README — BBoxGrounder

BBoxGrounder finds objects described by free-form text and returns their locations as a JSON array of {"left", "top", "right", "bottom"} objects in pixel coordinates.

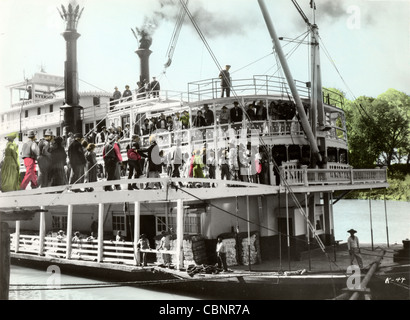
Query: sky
[{"left": 0, "top": 0, "right": 409, "bottom": 113}]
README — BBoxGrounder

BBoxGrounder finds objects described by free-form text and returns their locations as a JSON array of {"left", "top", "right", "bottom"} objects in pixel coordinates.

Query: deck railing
[
  {"left": 187, "top": 75, "right": 311, "bottom": 102},
  {"left": 10, "top": 234, "right": 176, "bottom": 266},
  {"left": 280, "top": 165, "right": 388, "bottom": 186}
]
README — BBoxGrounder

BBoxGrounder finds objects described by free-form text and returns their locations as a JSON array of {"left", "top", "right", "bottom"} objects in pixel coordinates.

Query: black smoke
[{"left": 134, "top": 0, "right": 256, "bottom": 41}]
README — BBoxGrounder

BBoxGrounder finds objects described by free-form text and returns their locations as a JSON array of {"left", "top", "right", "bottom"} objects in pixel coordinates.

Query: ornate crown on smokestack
[
  {"left": 57, "top": 2, "right": 84, "bottom": 31},
  {"left": 132, "top": 26, "right": 153, "bottom": 83}
]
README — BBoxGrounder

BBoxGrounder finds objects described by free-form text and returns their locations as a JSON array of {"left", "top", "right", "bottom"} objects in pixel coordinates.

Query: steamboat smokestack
[
  {"left": 132, "top": 28, "right": 153, "bottom": 83},
  {"left": 58, "top": 2, "right": 84, "bottom": 136}
]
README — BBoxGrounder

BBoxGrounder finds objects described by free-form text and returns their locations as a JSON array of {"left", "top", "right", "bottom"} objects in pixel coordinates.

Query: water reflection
[{"left": 9, "top": 265, "right": 197, "bottom": 300}]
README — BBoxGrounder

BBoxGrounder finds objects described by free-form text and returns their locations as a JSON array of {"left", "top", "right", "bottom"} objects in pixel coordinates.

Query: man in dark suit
[
  {"left": 230, "top": 101, "right": 243, "bottom": 130},
  {"left": 68, "top": 133, "right": 87, "bottom": 191}
]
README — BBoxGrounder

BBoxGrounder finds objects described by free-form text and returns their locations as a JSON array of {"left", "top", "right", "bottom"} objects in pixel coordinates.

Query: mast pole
[{"left": 257, "top": 0, "right": 322, "bottom": 163}]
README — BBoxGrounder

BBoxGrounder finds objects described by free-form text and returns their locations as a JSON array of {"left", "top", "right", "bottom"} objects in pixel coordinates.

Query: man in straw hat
[
  {"left": 1, "top": 132, "right": 20, "bottom": 192},
  {"left": 20, "top": 130, "right": 40, "bottom": 190},
  {"left": 112, "top": 86, "right": 121, "bottom": 106},
  {"left": 347, "top": 229, "right": 364, "bottom": 269}
]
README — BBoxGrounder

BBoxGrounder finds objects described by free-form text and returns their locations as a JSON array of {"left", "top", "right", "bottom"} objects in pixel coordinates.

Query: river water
[
  {"left": 8, "top": 200, "right": 409, "bottom": 300},
  {"left": 333, "top": 199, "right": 410, "bottom": 245},
  {"left": 9, "top": 265, "right": 197, "bottom": 300}
]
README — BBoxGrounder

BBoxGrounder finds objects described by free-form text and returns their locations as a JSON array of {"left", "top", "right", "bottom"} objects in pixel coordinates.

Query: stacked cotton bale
[
  {"left": 154, "top": 235, "right": 177, "bottom": 265},
  {"left": 154, "top": 234, "right": 208, "bottom": 267},
  {"left": 223, "top": 238, "right": 238, "bottom": 266},
  {"left": 190, "top": 235, "right": 208, "bottom": 265},
  {"left": 238, "top": 231, "right": 261, "bottom": 265}
]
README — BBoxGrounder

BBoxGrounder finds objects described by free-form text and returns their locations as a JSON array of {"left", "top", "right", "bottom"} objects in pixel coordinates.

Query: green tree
[
  {"left": 344, "top": 90, "right": 410, "bottom": 168},
  {"left": 377, "top": 89, "right": 410, "bottom": 166}
]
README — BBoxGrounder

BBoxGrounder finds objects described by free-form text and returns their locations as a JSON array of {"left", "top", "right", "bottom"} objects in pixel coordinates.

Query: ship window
[
  {"left": 112, "top": 215, "right": 126, "bottom": 233},
  {"left": 315, "top": 215, "right": 324, "bottom": 231},
  {"left": 85, "top": 122, "right": 94, "bottom": 135},
  {"left": 56, "top": 127, "right": 61, "bottom": 137},
  {"left": 25, "top": 110, "right": 29, "bottom": 118},
  {"left": 37, "top": 107, "right": 41, "bottom": 115},
  {"left": 121, "top": 115, "right": 130, "bottom": 129},
  {"left": 93, "top": 96, "right": 100, "bottom": 106},
  {"left": 49, "top": 104, "right": 54, "bottom": 113},
  {"left": 156, "top": 214, "right": 201, "bottom": 234},
  {"left": 52, "top": 215, "right": 67, "bottom": 231}
]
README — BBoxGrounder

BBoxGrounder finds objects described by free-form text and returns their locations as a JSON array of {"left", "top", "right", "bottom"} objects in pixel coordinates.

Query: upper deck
[{"left": 104, "top": 75, "right": 348, "bottom": 165}]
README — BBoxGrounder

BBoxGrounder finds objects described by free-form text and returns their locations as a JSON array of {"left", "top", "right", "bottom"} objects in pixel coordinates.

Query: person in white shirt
[
  {"left": 347, "top": 229, "right": 364, "bottom": 269},
  {"left": 216, "top": 237, "right": 228, "bottom": 272}
]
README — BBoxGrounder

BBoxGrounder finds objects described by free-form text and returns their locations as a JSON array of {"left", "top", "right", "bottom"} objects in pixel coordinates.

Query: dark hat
[
  {"left": 44, "top": 129, "right": 54, "bottom": 137},
  {"left": 221, "top": 105, "right": 227, "bottom": 109},
  {"left": 226, "top": 65, "right": 231, "bottom": 68},
  {"left": 233, "top": 101, "right": 239, "bottom": 105},
  {"left": 27, "top": 130, "right": 35, "bottom": 138},
  {"left": 54, "top": 136, "right": 63, "bottom": 144},
  {"left": 347, "top": 229, "right": 357, "bottom": 234},
  {"left": 74, "top": 133, "right": 83, "bottom": 139}
]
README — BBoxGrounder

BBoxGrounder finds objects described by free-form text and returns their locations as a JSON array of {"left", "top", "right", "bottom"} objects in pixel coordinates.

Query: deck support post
[
  {"left": 384, "top": 190, "right": 389, "bottom": 248},
  {"left": 246, "top": 195, "right": 251, "bottom": 271},
  {"left": 97, "top": 203, "right": 104, "bottom": 263},
  {"left": 0, "top": 221, "right": 10, "bottom": 300},
  {"left": 176, "top": 199, "right": 184, "bottom": 270},
  {"left": 39, "top": 206, "right": 46, "bottom": 256},
  {"left": 305, "top": 193, "right": 311, "bottom": 271},
  {"left": 134, "top": 201, "right": 141, "bottom": 265},
  {"left": 14, "top": 221, "right": 20, "bottom": 253},
  {"left": 323, "top": 193, "right": 333, "bottom": 245},
  {"left": 285, "top": 190, "right": 291, "bottom": 270},
  {"left": 368, "top": 197, "right": 374, "bottom": 251},
  {"left": 66, "top": 205, "right": 73, "bottom": 259}
]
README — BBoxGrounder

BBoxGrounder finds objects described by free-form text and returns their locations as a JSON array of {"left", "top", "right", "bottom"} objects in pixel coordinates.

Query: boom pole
[{"left": 257, "top": 0, "right": 322, "bottom": 163}]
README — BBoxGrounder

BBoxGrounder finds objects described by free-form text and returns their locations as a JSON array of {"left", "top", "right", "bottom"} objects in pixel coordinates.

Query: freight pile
[
  {"left": 239, "top": 232, "right": 261, "bottom": 265},
  {"left": 155, "top": 234, "right": 208, "bottom": 268},
  {"left": 217, "top": 231, "right": 261, "bottom": 266}
]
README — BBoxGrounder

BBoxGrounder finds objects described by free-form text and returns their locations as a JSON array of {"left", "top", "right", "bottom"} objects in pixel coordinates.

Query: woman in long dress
[{"left": 1, "top": 132, "right": 20, "bottom": 192}]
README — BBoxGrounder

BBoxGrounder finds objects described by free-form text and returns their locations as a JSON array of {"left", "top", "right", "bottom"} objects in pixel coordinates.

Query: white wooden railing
[
  {"left": 280, "top": 165, "right": 387, "bottom": 187},
  {"left": 10, "top": 234, "right": 176, "bottom": 266}
]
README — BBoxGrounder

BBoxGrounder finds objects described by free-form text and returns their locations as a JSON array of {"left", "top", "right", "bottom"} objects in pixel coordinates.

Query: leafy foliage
[{"left": 327, "top": 88, "right": 410, "bottom": 200}]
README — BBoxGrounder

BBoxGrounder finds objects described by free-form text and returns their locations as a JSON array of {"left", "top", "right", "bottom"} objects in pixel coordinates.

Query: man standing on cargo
[{"left": 347, "top": 229, "right": 364, "bottom": 269}]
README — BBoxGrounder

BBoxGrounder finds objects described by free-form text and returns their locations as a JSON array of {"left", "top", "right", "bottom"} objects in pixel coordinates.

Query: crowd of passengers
[
  {"left": 3, "top": 100, "right": 300, "bottom": 192},
  {"left": 93, "top": 100, "right": 270, "bottom": 145},
  {"left": 9, "top": 125, "right": 271, "bottom": 193}
]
